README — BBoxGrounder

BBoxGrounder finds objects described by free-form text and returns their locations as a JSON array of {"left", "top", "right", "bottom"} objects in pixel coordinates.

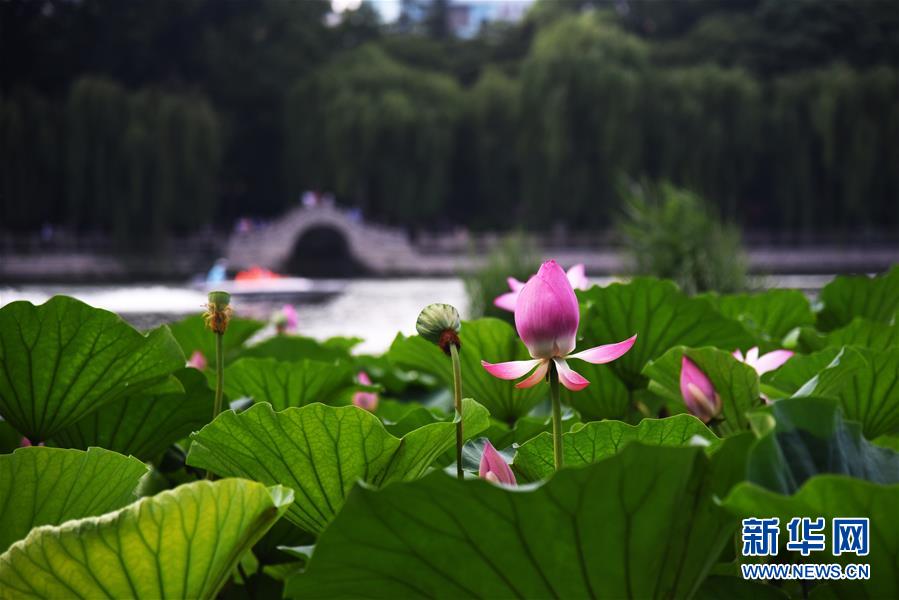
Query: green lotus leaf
[
  {"left": 823, "top": 318, "right": 899, "bottom": 351},
  {"left": 0, "top": 446, "right": 148, "bottom": 553},
  {"left": 578, "top": 278, "right": 754, "bottom": 388},
  {"left": 762, "top": 347, "right": 842, "bottom": 398},
  {"left": 50, "top": 368, "right": 214, "bottom": 461},
  {"left": 0, "top": 478, "right": 292, "bottom": 599},
  {"left": 240, "top": 335, "right": 358, "bottom": 363},
  {"left": 563, "top": 362, "right": 631, "bottom": 421},
  {"left": 701, "top": 289, "right": 815, "bottom": 343},
  {"left": 168, "top": 314, "right": 264, "bottom": 365},
  {"left": 186, "top": 399, "right": 490, "bottom": 533},
  {"left": 224, "top": 357, "right": 356, "bottom": 409},
  {"left": 0, "top": 296, "right": 184, "bottom": 441},
  {"left": 816, "top": 265, "right": 899, "bottom": 331},
  {"left": 287, "top": 441, "right": 748, "bottom": 599},
  {"left": 746, "top": 396, "right": 899, "bottom": 494},
  {"left": 514, "top": 414, "right": 719, "bottom": 482},
  {"left": 794, "top": 346, "right": 899, "bottom": 439}
]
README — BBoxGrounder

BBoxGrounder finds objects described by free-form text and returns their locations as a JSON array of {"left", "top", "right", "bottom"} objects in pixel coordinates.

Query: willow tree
[
  {"left": 286, "top": 45, "right": 462, "bottom": 226},
  {"left": 66, "top": 78, "right": 221, "bottom": 243},
  {"left": 459, "top": 67, "right": 521, "bottom": 228},
  {"left": 643, "top": 65, "right": 762, "bottom": 222},
  {"left": 0, "top": 88, "right": 63, "bottom": 231},
  {"left": 518, "top": 12, "right": 648, "bottom": 229}
]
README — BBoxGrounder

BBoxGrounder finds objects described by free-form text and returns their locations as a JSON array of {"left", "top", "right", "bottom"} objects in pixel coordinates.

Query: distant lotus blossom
[
  {"left": 494, "top": 263, "right": 589, "bottom": 312},
  {"left": 482, "top": 260, "right": 636, "bottom": 391},
  {"left": 733, "top": 346, "right": 793, "bottom": 375},
  {"left": 187, "top": 350, "right": 208, "bottom": 370},
  {"left": 20, "top": 437, "right": 43, "bottom": 447},
  {"left": 275, "top": 304, "right": 299, "bottom": 335},
  {"left": 352, "top": 371, "right": 378, "bottom": 411},
  {"left": 479, "top": 440, "right": 516, "bottom": 486},
  {"left": 680, "top": 356, "right": 721, "bottom": 423}
]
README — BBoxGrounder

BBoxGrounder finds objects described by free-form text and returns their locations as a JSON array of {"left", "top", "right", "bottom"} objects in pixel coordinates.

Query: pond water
[
  {"left": 0, "top": 279, "right": 469, "bottom": 355},
  {"left": 0, "top": 274, "right": 832, "bottom": 355}
]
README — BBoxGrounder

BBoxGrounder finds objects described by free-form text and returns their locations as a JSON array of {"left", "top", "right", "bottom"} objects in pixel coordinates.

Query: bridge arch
[{"left": 225, "top": 205, "right": 418, "bottom": 275}]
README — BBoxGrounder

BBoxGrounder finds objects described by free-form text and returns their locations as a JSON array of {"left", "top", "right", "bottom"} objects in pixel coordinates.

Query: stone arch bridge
[{"left": 226, "top": 205, "right": 467, "bottom": 275}]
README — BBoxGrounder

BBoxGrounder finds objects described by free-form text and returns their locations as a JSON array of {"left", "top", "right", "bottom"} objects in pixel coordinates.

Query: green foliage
[
  {"left": 617, "top": 181, "right": 749, "bottom": 294},
  {"left": 0, "top": 296, "right": 184, "bottom": 441},
  {"left": 0, "top": 478, "right": 293, "bottom": 600},
  {"left": 816, "top": 266, "right": 899, "bottom": 332},
  {"left": 0, "top": 88, "right": 63, "bottom": 231},
  {"left": 2, "top": 272, "right": 899, "bottom": 597},
  {"left": 519, "top": 13, "right": 647, "bottom": 227},
  {"left": 746, "top": 397, "right": 899, "bottom": 495},
  {"left": 186, "top": 400, "right": 489, "bottom": 533},
  {"left": 388, "top": 318, "right": 545, "bottom": 423},
  {"left": 513, "top": 414, "right": 718, "bottom": 482},
  {"left": 168, "top": 314, "right": 265, "bottom": 366},
  {"left": 0, "top": 447, "right": 148, "bottom": 552},
  {"left": 463, "top": 232, "right": 539, "bottom": 320},
  {"left": 578, "top": 278, "right": 754, "bottom": 389},
  {"left": 224, "top": 358, "right": 356, "bottom": 409},
  {"left": 288, "top": 443, "right": 747, "bottom": 598},
  {"left": 793, "top": 346, "right": 899, "bottom": 439},
  {"left": 65, "top": 78, "right": 221, "bottom": 241},
  {"left": 286, "top": 44, "right": 461, "bottom": 225},
  {"left": 49, "top": 368, "right": 214, "bottom": 461},
  {"left": 702, "top": 289, "right": 815, "bottom": 344},
  {"left": 3, "top": 1, "right": 899, "bottom": 234}
]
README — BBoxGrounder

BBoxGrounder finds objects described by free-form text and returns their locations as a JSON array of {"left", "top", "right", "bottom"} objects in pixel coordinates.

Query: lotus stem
[
  {"left": 206, "top": 332, "right": 225, "bottom": 481},
  {"left": 213, "top": 331, "right": 224, "bottom": 419},
  {"left": 449, "top": 342, "right": 464, "bottom": 480},
  {"left": 549, "top": 362, "right": 563, "bottom": 471}
]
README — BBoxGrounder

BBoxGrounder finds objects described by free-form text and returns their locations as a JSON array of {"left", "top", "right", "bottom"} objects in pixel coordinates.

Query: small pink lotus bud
[
  {"left": 478, "top": 440, "right": 516, "bottom": 486},
  {"left": 680, "top": 356, "right": 721, "bottom": 423},
  {"left": 352, "top": 371, "right": 378, "bottom": 412},
  {"left": 187, "top": 350, "right": 208, "bottom": 370}
]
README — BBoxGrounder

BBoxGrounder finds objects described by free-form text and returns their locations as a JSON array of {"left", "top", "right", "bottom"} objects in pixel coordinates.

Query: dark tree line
[{"left": 2, "top": 0, "right": 898, "bottom": 241}]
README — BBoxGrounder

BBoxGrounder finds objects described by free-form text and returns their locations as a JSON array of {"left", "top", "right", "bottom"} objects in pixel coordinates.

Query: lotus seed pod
[
  {"left": 416, "top": 303, "right": 461, "bottom": 355},
  {"left": 204, "top": 290, "right": 233, "bottom": 334},
  {"left": 208, "top": 291, "right": 231, "bottom": 310}
]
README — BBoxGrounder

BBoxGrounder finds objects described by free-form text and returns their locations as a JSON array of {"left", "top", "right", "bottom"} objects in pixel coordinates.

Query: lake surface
[
  {"left": 0, "top": 279, "right": 469, "bottom": 355},
  {"left": 0, "top": 274, "right": 832, "bottom": 355}
]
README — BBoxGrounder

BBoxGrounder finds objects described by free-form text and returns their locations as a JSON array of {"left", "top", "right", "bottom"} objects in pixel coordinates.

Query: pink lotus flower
[
  {"left": 494, "top": 263, "right": 589, "bottom": 312},
  {"left": 680, "top": 356, "right": 721, "bottom": 423},
  {"left": 187, "top": 350, "right": 208, "bottom": 370},
  {"left": 479, "top": 440, "right": 516, "bottom": 486},
  {"left": 733, "top": 347, "right": 793, "bottom": 375},
  {"left": 352, "top": 371, "right": 378, "bottom": 411},
  {"left": 481, "top": 260, "right": 636, "bottom": 391}
]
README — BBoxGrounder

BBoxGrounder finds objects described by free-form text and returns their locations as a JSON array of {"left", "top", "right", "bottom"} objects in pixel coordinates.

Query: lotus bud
[
  {"left": 204, "top": 291, "right": 232, "bottom": 334},
  {"left": 416, "top": 303, "right": 462, "bottom": 355},
  {"left": 187, "top": 350, "right": 208, "bottom": 370},
  {"left": 478, "top": 440, "right": 516, "bottom": 486},
  {"left": 352, "top": 371, "right": 379, "bottom": 412},
  {"left": 680, "top": 356, "right": 721, "bottom": 423}
]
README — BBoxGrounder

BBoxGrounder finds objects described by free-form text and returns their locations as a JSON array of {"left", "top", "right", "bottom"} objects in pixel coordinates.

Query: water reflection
[{"left": 0, "top": 279, "right": 468, "bottom": 355}]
